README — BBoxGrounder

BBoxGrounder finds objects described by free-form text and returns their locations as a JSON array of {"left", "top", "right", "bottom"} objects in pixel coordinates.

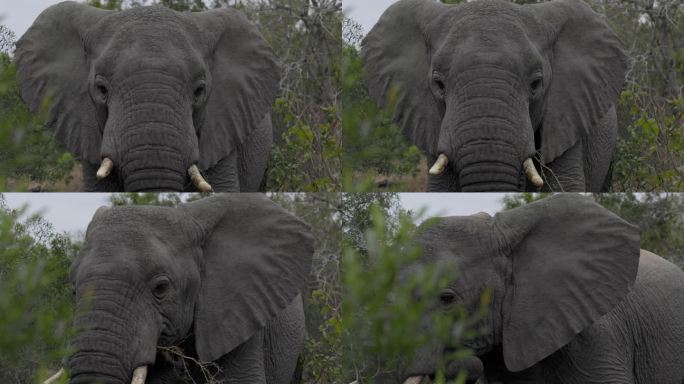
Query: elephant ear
[
  {"left": 529, "top": 0, "right": 627, "bottom": 163},
  {"left": 494, "top": 194, "right": 639, "bottom": 372},
  {"left": 183, "top": 194, "right": 313, "bottom": 362},
  {"left": 15, "top": 2, "right": 112, "bottom": 164},
  {"left": 189, "top": 9, "right": 281, "bottom": 171},
  {"left": 361, "top": 0, "right": 446, "bottom": 154}
]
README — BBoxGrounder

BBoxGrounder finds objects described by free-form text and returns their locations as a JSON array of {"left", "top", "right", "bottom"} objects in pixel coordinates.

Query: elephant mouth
[
  {"left": 96, "top": 157, "right": 213, "bottom": 192},
  {"left": 429, "top": 153, "right": 544, "bottom": 190}
]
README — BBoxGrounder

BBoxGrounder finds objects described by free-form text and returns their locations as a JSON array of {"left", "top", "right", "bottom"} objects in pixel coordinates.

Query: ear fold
[
  {"left": 361, "top": 0, "right": 446, "bottom": 155},
  {"left": 529, "top": 0, "right": 627, "bottom": 163},
  {"left": 183, "top": 194, "right": 313, "bottom": 362},
  {"left": 15, "top": 2, "right": 112, "bottom": 164},
  {"left": 495, "top": 194, "right": 639, "bottom": 372},
  {"left": 189, "top": 9, "right": 281, "bottom": 171}
]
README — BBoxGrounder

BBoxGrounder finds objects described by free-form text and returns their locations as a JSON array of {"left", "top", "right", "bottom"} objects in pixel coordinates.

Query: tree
[
  {"left": 0, "top": 195, "right": 79, "bottom": 384},
  {"left": 0, "top": 27, "right": 76, "bottom": 191},
  {"left": 590, "top": 0, "right": 684, "bottom": 191}
]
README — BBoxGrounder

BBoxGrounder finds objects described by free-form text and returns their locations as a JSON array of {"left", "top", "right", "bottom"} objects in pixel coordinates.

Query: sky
[
  {"left": 3, "top": 193, "right": 110, "bottom": 236},
  {"left": 343, "top": 0, "right": 396, "bottom": 38},
  {"left": 1, "top": 193, "right": 507, "bottom": 235},
  {"left": 0, "top": 0, "right": 394, "bottom": 41},
  {"left": 0, "top": 1, "right": 62, "bottom": 38}
]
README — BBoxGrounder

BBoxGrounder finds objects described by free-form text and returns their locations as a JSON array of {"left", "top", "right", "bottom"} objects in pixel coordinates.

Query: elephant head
[
  {"left": 397, "top": 194, "right": 639, "bottom": 383},
  {"left": 362, "top": 0, "right": 627, "bottom": 191},
  {"left": 64, "top": 194, "right": 313, "bottom": 384},
  {"left": 16, "top": 2, "right": 279, "bottom": 192}
]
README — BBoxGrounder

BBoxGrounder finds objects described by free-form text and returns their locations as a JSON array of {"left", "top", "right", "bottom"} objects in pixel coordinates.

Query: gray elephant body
[
  {"left": 67, "top": 195, "right": 314, "bottom": 384},
  {"left": 147, "top": 295, "right": 304, "bottom": 384},
  {"left": 16, "top": 2, "right": 280, "bottom": 192},
  {"left": 398, "top": 195, "right": 684, "bottom": 383},
  {"left": 363, "top": 0, "right": 627, "bottom": 192},
  {"left": 479, "top": 250, "right": 684, "bottom": 384}
]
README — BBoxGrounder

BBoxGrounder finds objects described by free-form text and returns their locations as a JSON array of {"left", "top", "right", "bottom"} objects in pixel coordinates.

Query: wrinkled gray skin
[
  {"left": 16, "top": 2, "right": 280, "bottom": 192},
  {"left": 362, "top": 0, "right": 627, "bottom": 192},
  {"left": 67, "top": 194, "right": 313, "bottom": 384},
  {"left": 395, "top": 194, "right": 684, "bottom": 384}
]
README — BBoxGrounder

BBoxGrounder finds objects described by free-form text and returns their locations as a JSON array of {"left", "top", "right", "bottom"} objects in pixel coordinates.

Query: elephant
[
  {"left": 362, "top": 0, "right": 628, "bottom": 192},
  {"left": 46, "top": 194, "right": 313, "bottom": 384},
  {"left": 15, "top": 2, "right": 280, "bottom": 192},
  {"left": 394, "top": 194, "right": 684, "bottom": 384}
]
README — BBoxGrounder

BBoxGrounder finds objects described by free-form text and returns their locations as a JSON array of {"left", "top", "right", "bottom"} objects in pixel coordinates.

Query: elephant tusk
[
  {"left": 96, "top": 157, "right": 114, "bottom": 180},
  {"left": 188, "top": 165, "right": 214, "bottom": 193},
  {"left": 131, "top": 366, "right": 147, "bottom": 384},
  {"left": 428, "top": 154, "right": 449, "bottom": 176},
  {"left": 403, "top": 376, "right": 425, "bottom": 384},
  {"left": 43, "top": 368, "right": 65, "bottom": 384},
  {"left": 523, "top": 158, "right": 543, "bottom": 188}
]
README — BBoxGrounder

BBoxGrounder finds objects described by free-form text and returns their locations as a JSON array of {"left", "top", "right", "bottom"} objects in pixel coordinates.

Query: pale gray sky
[
  {"left": 344, "top": 0, "right": 397, "bottom": 38},
  {"left": 3, "top": 193, "right": 109, "bottom": 236},
  {"left": 0, "top": 0, "right": 63, "bottom": 38},
  {"left": 1, "top": 193, "right": 507, "bottom": 236},
  {"left": 400, "top": 193, "right": 505, "bottom": 221},
  {"left": 6, "top": 0, "right": 399, "bottom": 42}
]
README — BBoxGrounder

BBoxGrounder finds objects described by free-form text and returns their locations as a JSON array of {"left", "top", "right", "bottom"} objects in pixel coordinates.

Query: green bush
[
  {"left": 0, "top": 197, "right": 78, "bottom": 384},
  {"left": 342, "top": 204, "right": 482, "bottom": 384}
]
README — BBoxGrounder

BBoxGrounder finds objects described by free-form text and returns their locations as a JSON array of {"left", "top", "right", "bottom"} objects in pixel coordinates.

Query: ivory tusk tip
[
  {"left": 429, "top": 153, "right": 449, "bottom": 176},
  {"left": 530, "top": 175, "right": 544, "bottom": 188},
  {"left": 188, "top": 165, "right": 214, "bottom": 193},
  {"left": 522, "top": 158, "right": 544, "bottom": 188},
  {"left": 96, "top": 158, "right": 114, "bottom": 180},
  {"left": 131, "top": 366, "right": 148, "bottom": 384},
  {"left": 43, "top": 368, "right": 65, "bottom": 384},
  {"left": 197, "top": 182, "right": 213, "bottom": 193}
]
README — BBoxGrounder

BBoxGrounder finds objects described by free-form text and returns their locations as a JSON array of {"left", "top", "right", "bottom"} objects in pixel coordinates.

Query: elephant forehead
[
  {"left": 415, "top": 216, "right": 497, "bottom": 258},
  {"left": 86, "top": 206, "right": 190, "bottom": 245},
  {"left": 88, "top": 8, "right": 207, "bottom": 63}
]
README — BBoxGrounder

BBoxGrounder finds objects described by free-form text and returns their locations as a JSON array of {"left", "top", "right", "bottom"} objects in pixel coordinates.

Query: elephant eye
[
  {"left": 152, "top": 276, "right": 171, "bottom": 300},
  {"left": 432, "top": 71, "right": 446, "bottom": 99},
  {"left": 438, "top": 290, "right": 457, "bottom": 307},
  {"left": 193, "top": 81, "right": 207, "bottom": 105},
  {"left": 93, "top": 76, "right": 109, "bottom": 103},
  {"left": 530, "top": 77, "right": 543, "bottom": 96}
]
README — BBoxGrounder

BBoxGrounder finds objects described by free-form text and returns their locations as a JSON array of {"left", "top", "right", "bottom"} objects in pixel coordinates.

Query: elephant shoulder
[{"left": 636, "top": 249, "right": 684, "bottom": 290}]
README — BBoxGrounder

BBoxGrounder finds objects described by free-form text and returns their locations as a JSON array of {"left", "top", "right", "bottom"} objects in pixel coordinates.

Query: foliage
[
  {"left": 590, "top": 0, "right": 684, "bottom": 191},
  {"left": 110, "top": 192, "right": 186, "bottom": 206},
  {"left": 341, "top": 195, "right": 482, "bottom": 384},
  {"left": 341, "top": 21, "right": 422, "bottom": 192},
  {"left": 0, "top": 40, "right": 76, "bottom": 191},
  {"left": 0, "top": 195, "right": 79, "bottom": 384},
  {"left": 501, "top": 193, "right": 684, "bottom": 269}
]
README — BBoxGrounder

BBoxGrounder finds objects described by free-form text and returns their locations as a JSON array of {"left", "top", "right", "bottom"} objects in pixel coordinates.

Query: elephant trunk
[
  {"left": 68, "top": 278, "right": 157, "bottom": 384},
  {"left": 439, "top": 80, "right": 534, "bottom": 191},
  {"left": 109, "top": 77, "right": 201, "bottom": 192},
  {"left": 457, "top": 142, "right": 523, "bottom": 192}
]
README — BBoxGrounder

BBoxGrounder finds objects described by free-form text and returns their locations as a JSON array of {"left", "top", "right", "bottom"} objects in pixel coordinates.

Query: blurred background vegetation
[
  {"left": 343, "top": 0, "right": 683, "bottom": 191},
  {"left": 0, "top": 0, "right": 342, "bottom": 192},
  {"left": 2, "top": 192, "right": 681, "bottom": 383}
]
